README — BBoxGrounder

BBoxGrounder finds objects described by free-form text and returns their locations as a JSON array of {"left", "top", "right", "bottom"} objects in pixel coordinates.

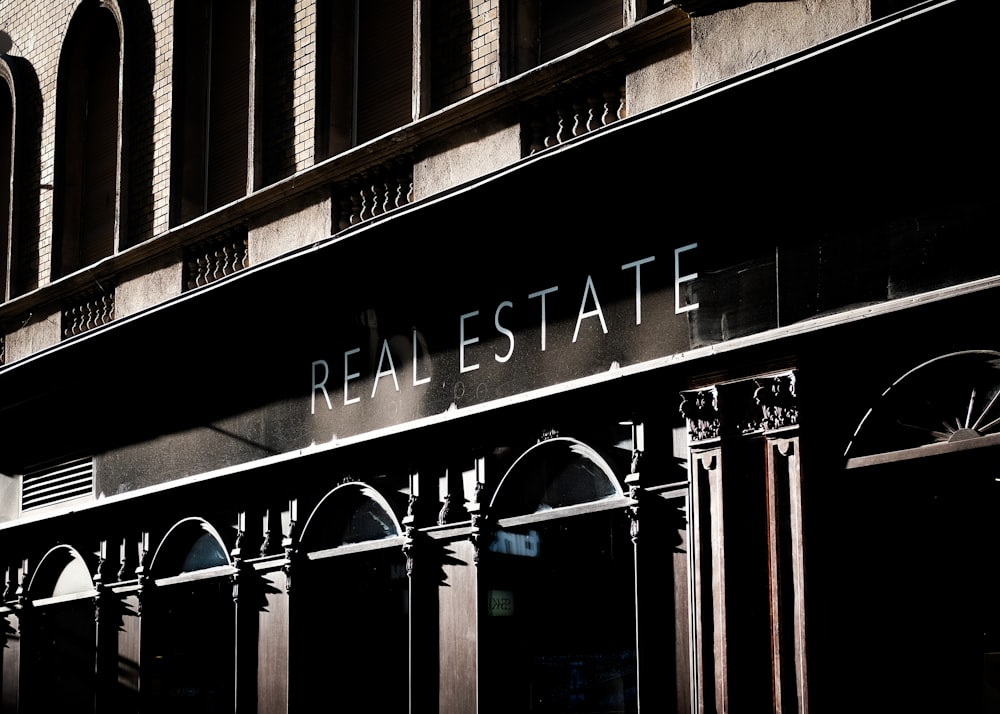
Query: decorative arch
[
  {"left": 20, "top": 544, "right": 98, "bottom": 712},
  {"left": 489, "top": 436, "right": 623, "bottom": 519},
  {"left": 293, "top": 481, "right": 409, "bottom": 712},
  {"left": 0, "top": 60, "right": 13, "bottom": 302},
  {"left": 142, "top": 516, "right": 235, "bottom": 712},
  {"left": 52, "top": 0, "right": 124, "bottom": 278},
  {"left": 845, "top": 350, "right": 1000, "bottom": 466},
  {"left": 26, "top": 544, "right": 94, "bottom": 600},
  {"left": 299, "top": 481, "right": 403, "bottom": 551},
  {"left": 0, "top": 53, "right": 41, "bottom": 298},
  {"left": 480, "top": 436, "right": 637, "bottom": 713},
  {"left": 149, "top": 517, "right": 231, "bottom": 579}
]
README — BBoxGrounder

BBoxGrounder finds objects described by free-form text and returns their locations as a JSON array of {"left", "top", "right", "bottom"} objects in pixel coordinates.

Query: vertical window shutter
[
  {"left": 206, "top": 0, "right": 250, "bottom": 210},
  {"left": 355, "top": 0, "right": 413, "bottom": 144},
  {"left": 540, "top": 0, "right": 622, "bottom": 63},
  {"left": 1, "top": 82, "right": 12, "bottom": 298},
  {"left": 79, "top": 26, "right": 120, "bottom": 267},
  {"left": 173, "top": 0, "right": 211, "bottom": 223}
]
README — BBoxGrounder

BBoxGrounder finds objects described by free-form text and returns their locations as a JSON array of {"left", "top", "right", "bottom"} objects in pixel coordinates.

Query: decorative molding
[
  {"left": 62, "top": 288, "right": 115, "bottom": 339},
  {"left": 183, "top": 227, "right": 249, "bottom": 291},
  {"left": 751, "top": 372, "right": 799, "bottom": 433},
  {"left": 524, "top": 73, "right": 626, "bottom": 156},
  {"left": 625, "top": 448, "right": 642, "bottom": 545},
  {"left": 334, "top": 159, "right": 414, "bottom": 231},
  {"left": 468, "top": 479, "right": 487, "bottom": 566},
  {"left": 680, "top": 387, "right": 721, "bottom": 443},
  {"left": 281, "top": 508, "right": 298, "bottom": 593}
]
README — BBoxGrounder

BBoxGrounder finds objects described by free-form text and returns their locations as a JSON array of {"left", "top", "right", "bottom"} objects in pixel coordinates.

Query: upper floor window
[
  {"left": 317, "top": 0, "right": 413, "bottom": 158},
  {"left": 0, "top": 54, "right": 40, "bottom": 301},
  {"left": 52, "top": 0, "right": 123, "bottom": 278},
  {"left": 171, "top": 0, "right": 251, "bottom": 224},
  {"left": 503, "top": 0, "right": 623, "bottom": 78},
  {"left": 1, "top": 63, "right": 13, "bottom": 301}
]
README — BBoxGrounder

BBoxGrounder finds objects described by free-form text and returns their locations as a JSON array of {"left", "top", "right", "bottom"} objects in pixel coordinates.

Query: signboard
[{"left": 306, "top": 244, "right": 699, "bottom": 441}]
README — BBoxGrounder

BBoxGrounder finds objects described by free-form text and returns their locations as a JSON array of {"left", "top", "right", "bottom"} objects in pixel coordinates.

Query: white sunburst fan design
[
  {"left": 923, "top": 383, "right": 1000, "bottom": 443},
  {"left": 847, "top": 351, "right": 1000, "bottom": 459}
]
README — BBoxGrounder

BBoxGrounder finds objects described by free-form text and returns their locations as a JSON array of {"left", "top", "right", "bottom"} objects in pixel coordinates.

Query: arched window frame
[
  {"left": 148, "top": 516, "right": 234, "bottom": 587},
  {"left": 488, "top": 436, "right": 628, "bottom": 528},
  {"left": 299, "top": 481, "right": 406, "bottom": 561},
  {"left": 845, "top": 349, "right": 1000, "bottom": 468},
  {"left": 26, "top": 544, "right": 97, "bottom": 606},
  {"left": 51, "top": 0, "right": 126, "bottom": 279},
  {"left": 0, "top": 59, "right": 14, "bottom": 302}
]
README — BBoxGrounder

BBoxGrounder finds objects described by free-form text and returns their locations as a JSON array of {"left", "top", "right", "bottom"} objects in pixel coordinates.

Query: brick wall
[
  {"left": 0, "top": 0, "right": 323, "bottom": 294},
  {"left": 431, "top": 0, "right": 500, "bottom": 109}
]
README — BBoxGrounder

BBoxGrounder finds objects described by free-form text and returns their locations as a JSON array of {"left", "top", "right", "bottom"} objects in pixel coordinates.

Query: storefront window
[
  {"left": 142, "top": 519, "right": 234, "bottom": 714},
  {"left": 482, "top": 437, "right": 636, "bottom": 714},
  {"left": 22, "top": 546, "right": 97, "bottom": 714},
  {"left": 293, "top": 483, "right": 408, "bottom": 711}
]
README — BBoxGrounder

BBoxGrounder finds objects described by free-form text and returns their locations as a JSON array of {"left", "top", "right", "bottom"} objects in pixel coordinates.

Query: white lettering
[
  {"left": 675, "top": 243, "right": 699, "bottom": 314},
  {"left": 344, "top": 348, "right": 361, "bottom": 405},
  {"left": 372, "top": 339, "right": 400, "bottom": 398},
  {"left": 412, "top": 329, "right": 431, "bottom": 386},
  {"left": 460, "top": 310, "right": 480, "bottom": 373},
  {"left": 622, "top": 255, "right": 655, "bottom": 325},
  {"left": 528, "top": 286, "right": 558, "bottom": 351},
  {"left": 494, "top": 301, "right": 514, "bottom": 363},
  {"left": 572, "top": 275, "right": 609, "bottom": 343},
  {"left": 311, "top": 360, "right": 332, "bottom": 414}
]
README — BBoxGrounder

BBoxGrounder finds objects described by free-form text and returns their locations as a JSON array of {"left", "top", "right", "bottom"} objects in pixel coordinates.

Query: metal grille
[{"left": 22, "top": 457, "right": 94, "bottom": 511}]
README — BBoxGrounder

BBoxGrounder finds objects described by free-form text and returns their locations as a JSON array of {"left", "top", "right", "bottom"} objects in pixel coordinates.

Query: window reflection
[{"left": 483, "top": 512, "right": 637, "bottom": 713}]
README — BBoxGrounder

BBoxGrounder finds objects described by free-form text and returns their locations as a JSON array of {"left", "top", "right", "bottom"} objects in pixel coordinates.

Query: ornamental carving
[
  {"left": 679, "top": 387, "right": 720, "bottom": 442},
  {"left": 752, "top": 373, "right": 799, "bottom": 433}
]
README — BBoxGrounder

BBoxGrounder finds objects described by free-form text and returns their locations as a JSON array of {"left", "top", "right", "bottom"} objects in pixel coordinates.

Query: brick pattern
[
  {"left": 148, "top": 1, "right": 175, "bottom": 239},
  {"left": 0, "top": 0, "right": 624, "bottom": 306},
  {"left": 291, "top": 0, "right": 317, "bottom": 173},
  {"left": 431, "top": 0, "right": 500, "bottom": 109},
  {"left": 0, "top": 0, "right": 324, "bottom": 289}
]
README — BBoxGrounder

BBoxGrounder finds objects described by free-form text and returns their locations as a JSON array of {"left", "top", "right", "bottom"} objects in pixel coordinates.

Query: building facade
[{"left": 0, "top": 0, "right": 994, "bottom": 712}]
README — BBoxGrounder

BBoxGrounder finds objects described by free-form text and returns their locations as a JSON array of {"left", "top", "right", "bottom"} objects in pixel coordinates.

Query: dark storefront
[{"left": 1, "top": 2, "right": 996, "bottom": 712}]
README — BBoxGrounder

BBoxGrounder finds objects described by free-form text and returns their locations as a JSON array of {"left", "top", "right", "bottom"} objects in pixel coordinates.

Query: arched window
[
  {"left": 846, "top": 350, "right": 1000, "bottom": 464},
  {"left": 838, "top": 351, "right": 1000, "bottom": 711},
  {"left": 22, "top": 546, "right": 97, "bottom": 714},
  {"left": 171, "top": 0, "right": 250, "bottom": 224},
  {"left": 1, "top": 63, "right": 12, "bottom": 302},
  {"left": 293, "top": 482, "right": 408, "bottom": 712},
  {"left": 52, "top": 0, "right": 123, "bottom": 278},
  {"left": 143, "top": 518, "right": 235, "bottom": 714},
  {"left": 482, "top": 437, "right": 637, "bottom": 714}
]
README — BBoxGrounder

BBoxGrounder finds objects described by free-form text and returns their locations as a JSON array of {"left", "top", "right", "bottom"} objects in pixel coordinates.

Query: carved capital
[
  {"left": 282, "top": 524, "right": 298, "bottom": 594},
  {"left": 752, "top": 373, "right": 799, "bottom": 433},
  {"left": 680, "top": 387, "right": 721, "bottom": 443}
]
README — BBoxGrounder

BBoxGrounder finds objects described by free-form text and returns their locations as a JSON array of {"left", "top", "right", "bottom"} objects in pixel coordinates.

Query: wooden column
[
  {"left": 757, "top": 373, "right": 807, "bottom": 714},
  {"left": 690, "top": 445, "right": 726, "bottom": 714},
  {"left": 0, "top": 582, "right": 20, "bottom": 714},
  {"left": 764, "top": 434, "right": 807, "bottom": 714}
]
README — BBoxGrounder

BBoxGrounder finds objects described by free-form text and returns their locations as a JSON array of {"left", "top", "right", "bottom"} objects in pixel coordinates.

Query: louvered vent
[{"left": 22, "top": 457, "right": 94, "bottom": 511}]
